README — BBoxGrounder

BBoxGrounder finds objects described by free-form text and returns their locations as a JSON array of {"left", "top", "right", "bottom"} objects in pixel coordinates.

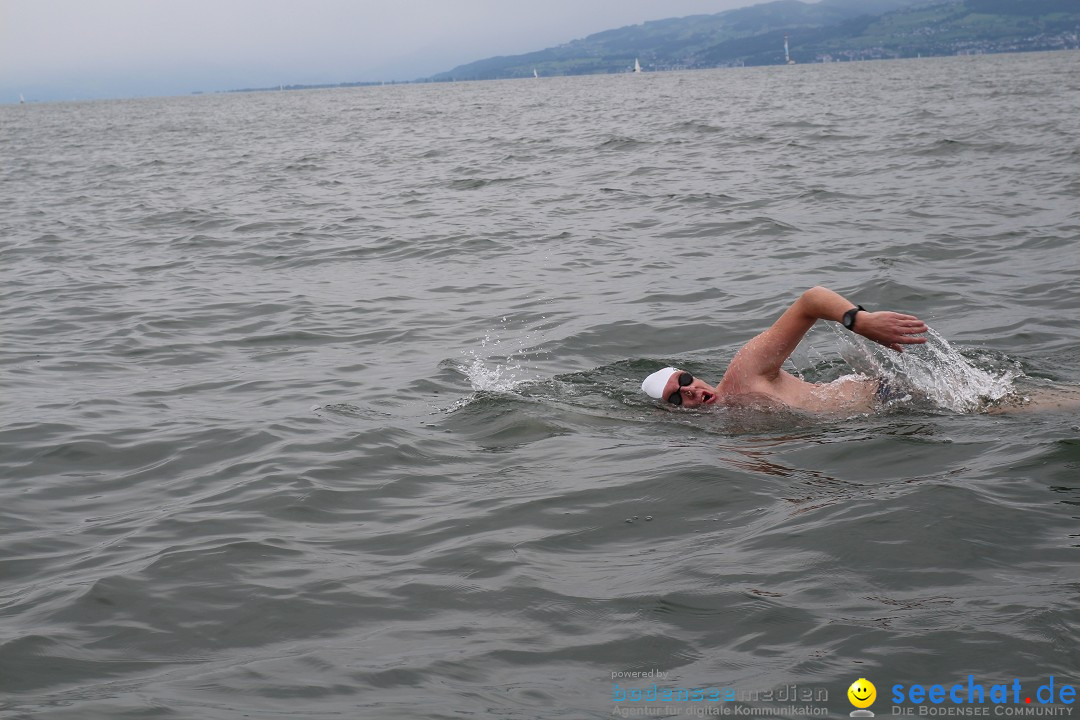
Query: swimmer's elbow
[{"left": 796, "top": 286, "right": 830, "bottom": 317}]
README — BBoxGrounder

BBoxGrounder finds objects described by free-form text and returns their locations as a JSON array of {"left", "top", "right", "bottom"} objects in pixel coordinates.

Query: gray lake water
[{"left": 2, "top": 51, "right": 1080, "bottom": 719}]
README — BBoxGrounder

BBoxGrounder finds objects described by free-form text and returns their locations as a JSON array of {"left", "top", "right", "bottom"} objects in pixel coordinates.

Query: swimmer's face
[{"left": 663, "top": 371, "right": 718, "bottom": 408}]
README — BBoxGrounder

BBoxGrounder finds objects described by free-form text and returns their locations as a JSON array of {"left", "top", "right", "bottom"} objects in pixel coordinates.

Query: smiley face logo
[{"left": 848, "top": 678, "right": 876, "bottom": 709}]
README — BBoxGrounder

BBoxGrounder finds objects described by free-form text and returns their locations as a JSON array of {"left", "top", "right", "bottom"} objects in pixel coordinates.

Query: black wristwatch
[{"left": 842, "top": 305, "right": 865, "bottom": 331}]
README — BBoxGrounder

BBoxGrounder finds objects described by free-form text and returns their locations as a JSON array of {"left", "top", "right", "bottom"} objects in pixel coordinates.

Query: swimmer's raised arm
[{"left": 725, "top": 286, "right": 928, "bottom": 383}]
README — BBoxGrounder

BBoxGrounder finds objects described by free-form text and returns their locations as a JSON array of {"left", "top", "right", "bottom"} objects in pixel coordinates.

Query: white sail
[
  {"left": 533, "top": 68, "right": 538, "bottom": 78},
  {"left": 634, "top": 58, "right": 642, "bottom": 73},
  {"left": 19, "top": 94, "right": 25, "bottom": 104}
]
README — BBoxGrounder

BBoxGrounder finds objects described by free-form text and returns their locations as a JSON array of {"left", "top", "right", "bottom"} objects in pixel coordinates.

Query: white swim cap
[{"left": 641, "top": 367, "right": 678, "bottom": 399}]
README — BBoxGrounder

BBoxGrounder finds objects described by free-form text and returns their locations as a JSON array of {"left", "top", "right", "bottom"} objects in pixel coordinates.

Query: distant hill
[{"left": 428, "top": 0, "right": 1080, "bottom": 80}]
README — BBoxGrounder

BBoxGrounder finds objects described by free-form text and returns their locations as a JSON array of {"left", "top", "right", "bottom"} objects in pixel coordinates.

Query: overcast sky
[{"left": 1, "top": 0, "right": 772, "bottom": 102}]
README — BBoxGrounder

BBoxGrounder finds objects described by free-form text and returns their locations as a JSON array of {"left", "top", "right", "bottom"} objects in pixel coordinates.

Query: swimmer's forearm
[
  {"left": 797, "top": 286, "right": 928, "bottom": 352},
  {"left": 736, "top": 287, "right": 857, "bottom": 376},
  {"left": 735, "top": 287, "right": 927, "bottom": 381},
  {"left": 795, "top": 286, "right": 859, "bottom": 324}
]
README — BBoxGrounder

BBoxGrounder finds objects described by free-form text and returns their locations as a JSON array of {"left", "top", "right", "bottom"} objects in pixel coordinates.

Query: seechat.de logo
[{"left": 848, "top": 678, "right": 877, "bottom": 717}]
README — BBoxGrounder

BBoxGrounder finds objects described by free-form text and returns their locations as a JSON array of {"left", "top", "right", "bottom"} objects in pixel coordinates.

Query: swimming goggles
[{"left": 668, "top": 372, "right": 694, "bottom": 406}]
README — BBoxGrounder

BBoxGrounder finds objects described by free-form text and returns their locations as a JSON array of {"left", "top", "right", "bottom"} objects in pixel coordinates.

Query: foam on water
[
  {"left": 459, "top": 318, "right": 545, "bottom": 393},
  {"left": 464, "top": 349, "right": 524, "bottom": 392},
  {"left": 835, "top": 326, "right": 1021, "bottom": 412}
]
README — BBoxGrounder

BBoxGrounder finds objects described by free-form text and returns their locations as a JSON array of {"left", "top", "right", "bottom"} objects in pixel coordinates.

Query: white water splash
[
  {"left": 835, "top": 326, "right": 1020, "bottom": 412},
  {"left": 460, "top": 317, "right": 545, "bottom": 393},
  {"left": 464, "top": 349, "right": 523, "bottom": 392}
]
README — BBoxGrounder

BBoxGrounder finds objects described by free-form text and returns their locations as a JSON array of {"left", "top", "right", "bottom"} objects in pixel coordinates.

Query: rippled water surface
[{"left": 3, "top": 52, "right": 1080, "bottom": 719}]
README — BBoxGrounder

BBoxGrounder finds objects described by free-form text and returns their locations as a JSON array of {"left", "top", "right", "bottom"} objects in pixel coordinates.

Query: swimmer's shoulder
[{"left": 718, "top": 391, "right": 791, "bottom": 411}]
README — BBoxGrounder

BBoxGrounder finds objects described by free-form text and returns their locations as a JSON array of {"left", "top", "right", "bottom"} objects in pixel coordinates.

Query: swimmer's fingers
[
  {"left": 900, "top": 321, "right": 929, "bottom": 334},
  {"left": 897, "top": 317, "right": 929, "bottom": 346},
  {"left": 881, "top": 311, "right": 927, "bottom": 328},
  {"left": 859, "top": 311, "right": 927, "bottom": 353},
  {"left": 876, "top": 311, "right": 927, "bottom": 330},
  {"left": 890, "top": 323, "right": 928, "bottom": 352},
  {"left": 878, "top": 338, "right": 923, "bottom": 353}
]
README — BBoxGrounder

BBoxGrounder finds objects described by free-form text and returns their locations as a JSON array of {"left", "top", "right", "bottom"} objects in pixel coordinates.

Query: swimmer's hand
[{"left": 856, "top": 311, "right": 928, "bottom": 353}]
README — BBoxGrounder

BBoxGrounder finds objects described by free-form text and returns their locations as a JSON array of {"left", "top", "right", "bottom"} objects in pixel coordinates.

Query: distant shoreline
[{"left": 6, "top": 46, "right": 1078, "bottom": 106}]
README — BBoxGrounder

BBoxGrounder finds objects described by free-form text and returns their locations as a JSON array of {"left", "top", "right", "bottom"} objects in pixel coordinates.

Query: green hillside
[
  {"left": 429, "top": 0, "right": 1080, "bottom": 80},
  {"left": 802, "top": 0, "right": 1080, "bottom": 62}
]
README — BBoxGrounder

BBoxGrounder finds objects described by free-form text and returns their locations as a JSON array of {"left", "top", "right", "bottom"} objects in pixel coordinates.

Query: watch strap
[{"left": 842, "top": 305, "right": 865, "bottom": 331}]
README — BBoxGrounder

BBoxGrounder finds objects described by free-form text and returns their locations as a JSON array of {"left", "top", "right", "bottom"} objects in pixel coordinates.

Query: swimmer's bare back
[{"left": 985, "top": 385, "right": 1080, "bottom": 414}]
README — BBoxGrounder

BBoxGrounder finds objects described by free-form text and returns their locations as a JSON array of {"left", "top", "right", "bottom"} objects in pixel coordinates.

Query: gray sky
[{"left": 2, "top": 0, "right": 768, "bottom": 102}]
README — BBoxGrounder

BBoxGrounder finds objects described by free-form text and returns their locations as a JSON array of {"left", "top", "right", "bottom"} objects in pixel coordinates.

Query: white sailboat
[
  {"left": 533, "top": 68, "right": 538, "bottom": 78},
  {"left": 19, "top": 93, "right": 25, "bottom": 104},
  {"left": 633, "top": 58, "right": 642, "bottom": 73}
]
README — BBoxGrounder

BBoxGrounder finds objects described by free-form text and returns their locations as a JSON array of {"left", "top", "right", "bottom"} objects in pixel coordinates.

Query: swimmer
[
  {"left": 641, "top": 286, "right": 928, "bottom": 413},
  {"left": 642, "top": 286, "right": 1079, "bottom": 414}
]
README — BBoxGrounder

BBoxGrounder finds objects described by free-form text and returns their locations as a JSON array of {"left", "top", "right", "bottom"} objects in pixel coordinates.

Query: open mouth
[{"left": 702, "top": 391, "right": 716, "bottom": 404}]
